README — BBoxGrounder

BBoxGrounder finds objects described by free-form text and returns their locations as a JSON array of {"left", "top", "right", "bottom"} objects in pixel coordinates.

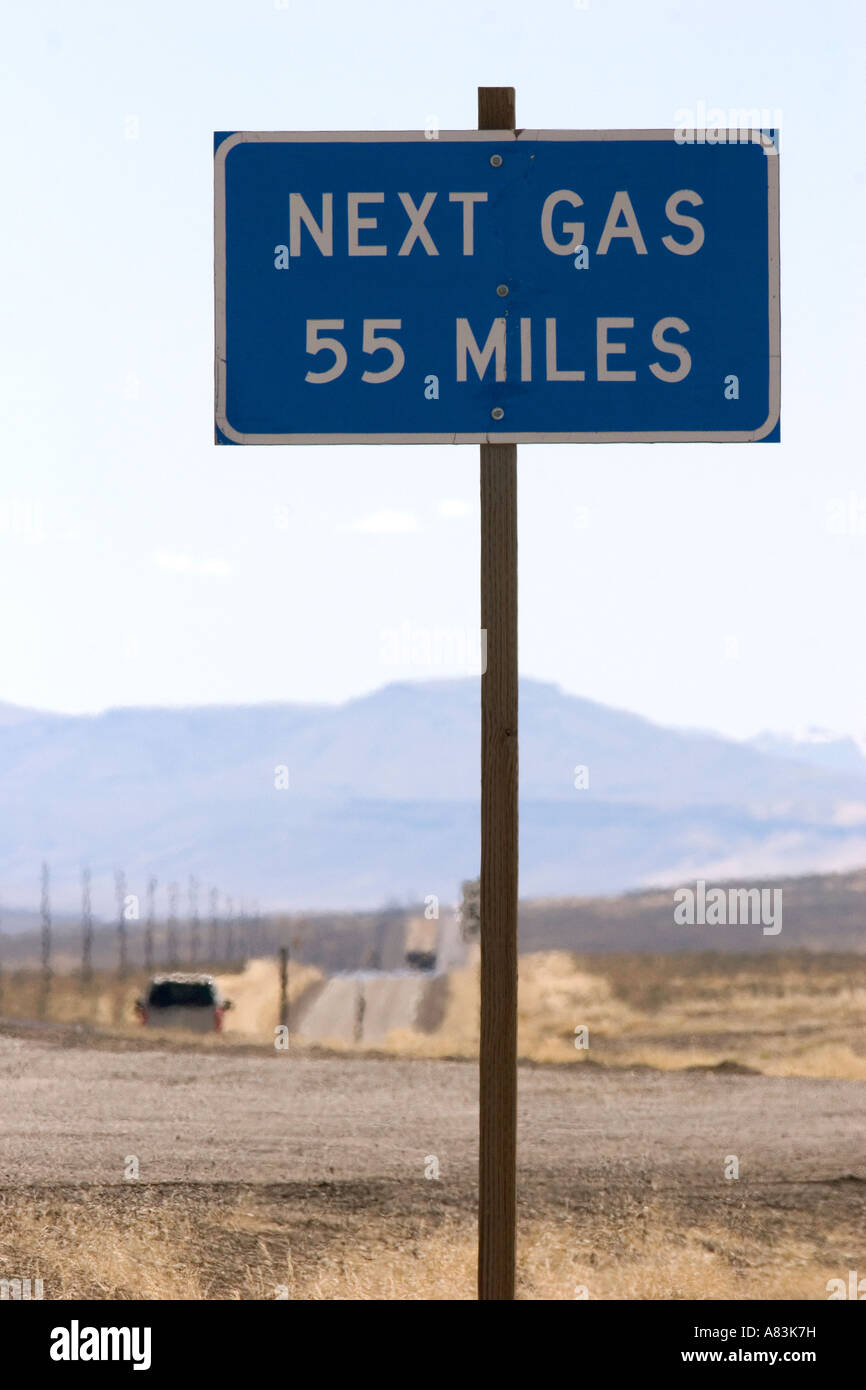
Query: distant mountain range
[
  {"left": 3, "top": 680, "right": 866, "bottom": 919},
  {"left": 748, "top": 727, "right": 866, "bottom": 777}
]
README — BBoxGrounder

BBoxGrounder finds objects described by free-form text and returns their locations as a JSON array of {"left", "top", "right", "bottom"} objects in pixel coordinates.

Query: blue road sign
[{"left": 214, "top": 130, "right": 779, "bottom": 444}]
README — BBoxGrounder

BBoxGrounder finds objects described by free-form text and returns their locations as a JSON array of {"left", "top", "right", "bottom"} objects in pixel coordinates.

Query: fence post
[
  {"left": 278, "top": 945, "right": 289, "bottom": 1029},
  {"left": 225, "top": 895, "right": 234, "bottom": 963},
  {"left": 115, "top": 869, "right": 128, "bottom": 979},
  {"left": 81, "top": 866, "right": 93, "bottom": 984},
  {"left": 39, "top": 861, "right": 52, "bottom": 1017},
  {"left": 167, "top": 882, "right": 179, "bottom": 969},
  {"left": 188, "top": 874, "right": 200, "bottom": 964},
  {"left": 145, "top": 875, "right": 156, "bottom": 973},
  {"left": 208, "top": 886, "right": 219, "bottom": 964}
]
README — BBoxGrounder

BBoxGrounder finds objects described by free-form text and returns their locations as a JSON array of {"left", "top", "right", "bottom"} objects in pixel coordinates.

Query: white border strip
[{"left": 214, "top": 130, "right": 780, "bottom": 445}]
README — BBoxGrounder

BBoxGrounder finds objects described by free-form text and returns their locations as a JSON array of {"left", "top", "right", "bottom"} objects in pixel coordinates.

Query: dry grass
[
  {"left": 3, "top": 950, "right": 866, "bottom": 1079},
  {"left": 373, "top": 950, "right": 866, "bottom": 1080},
  {"left": 0, "top": 1192, "right": 209, "bottom": 1300},
  {"left": 213, "top": 957, "right": 322, "bottom": 1037},
  {"left": 0, "top": 968, "right": 150, "bottom": 1030},
  {"left": 2, "top": 953, "right": 861, "bottom": 1302},
  {"left": 0, "top": 958, "right": 322, "bottom": 1044},
  {"left": 0, "top": 1184, "right": 853, "bottom": 1301}
]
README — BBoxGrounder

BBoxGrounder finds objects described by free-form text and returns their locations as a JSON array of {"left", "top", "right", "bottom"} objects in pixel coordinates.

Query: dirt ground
[{"left": 0, "top": 1021, "right": 863, "bottom": 1299}]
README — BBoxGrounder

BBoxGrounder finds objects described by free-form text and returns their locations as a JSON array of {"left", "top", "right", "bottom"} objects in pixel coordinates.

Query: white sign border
[{"left": 214, "top": 129, "right": 780, "bottom": 445}]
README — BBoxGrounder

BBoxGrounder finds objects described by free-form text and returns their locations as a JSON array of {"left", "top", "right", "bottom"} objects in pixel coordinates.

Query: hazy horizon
[{"left": 3, "top": 672, "right": 863, "bottom": 748}]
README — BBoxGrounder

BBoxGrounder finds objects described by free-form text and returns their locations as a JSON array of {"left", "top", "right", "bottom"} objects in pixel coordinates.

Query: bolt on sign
[{"left": 214, "top": 129, "right": 779, "bottom": 444}]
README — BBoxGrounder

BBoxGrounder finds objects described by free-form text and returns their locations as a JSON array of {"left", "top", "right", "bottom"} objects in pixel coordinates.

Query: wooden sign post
[
  {"left": 478, "top": 86, "right": 519, "bottom": 1303},
  {"left": 215, "top": 103, "right": 779, "bottom": 1305}
]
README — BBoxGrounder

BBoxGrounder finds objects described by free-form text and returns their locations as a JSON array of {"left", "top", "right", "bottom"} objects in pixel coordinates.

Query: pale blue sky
[{"left": 1, "top": 0, "right": 863, "bottom": 740}]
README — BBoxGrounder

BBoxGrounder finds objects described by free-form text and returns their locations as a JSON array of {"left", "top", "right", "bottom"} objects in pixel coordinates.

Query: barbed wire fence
[{"left": 0, "top": 870, "right": 256, "bottom": 1024}]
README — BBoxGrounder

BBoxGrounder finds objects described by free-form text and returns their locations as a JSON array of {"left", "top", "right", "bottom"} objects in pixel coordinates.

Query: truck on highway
[
  {"left": 403, "top": 914, "right": 437, "bottom": 971},
  {"left": 134, "top": 974, "right": 232, "bottom": 1032}
]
